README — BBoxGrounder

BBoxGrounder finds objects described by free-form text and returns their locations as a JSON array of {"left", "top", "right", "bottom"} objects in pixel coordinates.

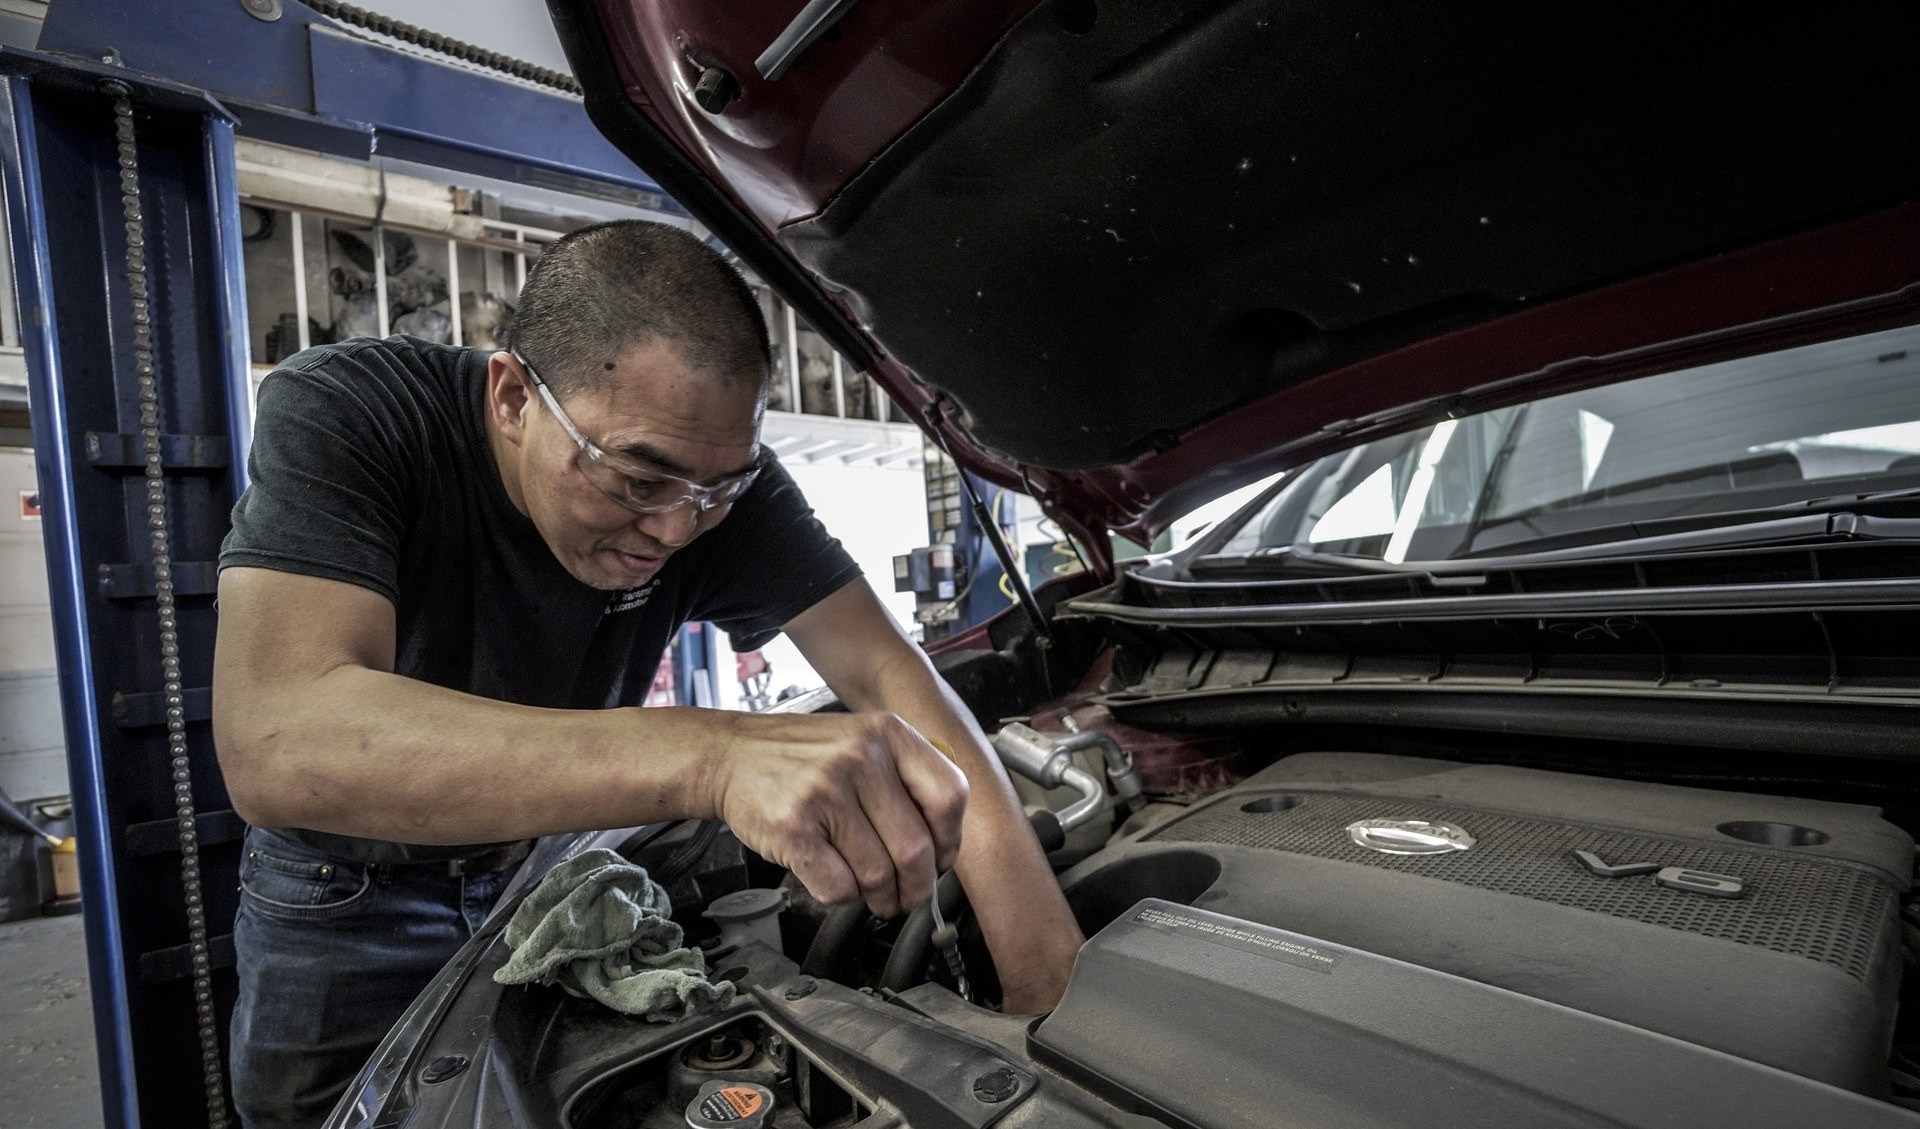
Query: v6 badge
[{"left": 1573, "top": 849, "right": 1746, "bottom": 898}]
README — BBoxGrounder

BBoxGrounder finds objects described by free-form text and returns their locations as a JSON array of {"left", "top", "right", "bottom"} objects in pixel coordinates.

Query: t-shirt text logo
[{"left": 606, "top": 580, "right": 658, "bottom": 615}]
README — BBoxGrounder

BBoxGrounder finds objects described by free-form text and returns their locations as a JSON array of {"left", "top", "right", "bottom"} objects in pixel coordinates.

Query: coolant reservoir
[{"left": 700, "top": 888, "right": 788, "bottom": 954}]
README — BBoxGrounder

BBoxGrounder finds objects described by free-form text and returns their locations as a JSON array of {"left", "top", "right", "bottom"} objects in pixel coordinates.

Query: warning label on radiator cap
[
  {"left": 686, "top": 1080, "right": 772, "bottom": 1127},
  {"left": 1133, "top": 905, "right": 1341, "bottom": 974}
]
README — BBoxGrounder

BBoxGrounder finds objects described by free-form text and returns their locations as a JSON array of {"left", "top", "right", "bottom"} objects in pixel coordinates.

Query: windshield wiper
[
  {"left": 1453, "top": 509, "right": 1920, "bottom": 568},
  {"left": 1190, "top": 544, "right": 1398, "bottom": 576},
  {"left": 1192, "top": 503, "right": 1920, "bottom": 580},
  {"left": 1462, "top": 484, "right": 1920, "bottom": 558},
  {"left": 1793, "top": 484, "right": 1920, "bottom": 508},
  {"left": 1458, "top": 468, "right": 1920, "bottom": 552}
]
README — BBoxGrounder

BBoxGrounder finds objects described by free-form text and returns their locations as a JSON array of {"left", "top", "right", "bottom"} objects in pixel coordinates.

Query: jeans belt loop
[{"left": 443, "top": 839, "right": 534, "bottom": 877}]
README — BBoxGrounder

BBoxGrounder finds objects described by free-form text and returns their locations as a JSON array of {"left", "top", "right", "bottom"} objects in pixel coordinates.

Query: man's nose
[{"left": 637, "top": 503, "right": 701, "bottom": 548}]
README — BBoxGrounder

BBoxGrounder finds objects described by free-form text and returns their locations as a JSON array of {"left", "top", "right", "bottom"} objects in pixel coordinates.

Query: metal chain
[
  {"left": 102, "top": 80, "right": 232, "bottom": 1129},
  {"left": 304, "top": 0, "right": 584, "bottom": 94}
]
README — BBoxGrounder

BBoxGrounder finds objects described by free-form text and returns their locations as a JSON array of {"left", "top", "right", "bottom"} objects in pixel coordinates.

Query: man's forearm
[
  {"left": 218, "top": 664, "right": 726, "bottom": 842},
  {"left": 848, "top": 662, "right": 1086, "bottom": 1011},
  {"left": 216, "top": 569, "right": 967, "bottom": 907}
]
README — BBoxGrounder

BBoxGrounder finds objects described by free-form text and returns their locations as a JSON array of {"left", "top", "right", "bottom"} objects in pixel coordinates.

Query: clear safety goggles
[{"left": 516, "top": 353, "right": 761, "bottom": 515}]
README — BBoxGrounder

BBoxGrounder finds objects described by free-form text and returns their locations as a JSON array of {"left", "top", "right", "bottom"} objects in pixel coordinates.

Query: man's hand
[
  {"left": 784, "top": 581, "right": 1088, "bottom": 1013},
  {"left": 710, "top": 711, "right": 968, "bottom": 919}
]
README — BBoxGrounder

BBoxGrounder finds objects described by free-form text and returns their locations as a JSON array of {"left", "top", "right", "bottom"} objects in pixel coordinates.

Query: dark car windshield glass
[{"left": 1211, "top": 323, "right": 1920, "bottom": 561}]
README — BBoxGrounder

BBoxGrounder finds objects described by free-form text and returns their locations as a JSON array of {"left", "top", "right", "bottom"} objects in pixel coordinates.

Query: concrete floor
[{"left": 0, "top": 912, "right": 105, "bottom": 1129}]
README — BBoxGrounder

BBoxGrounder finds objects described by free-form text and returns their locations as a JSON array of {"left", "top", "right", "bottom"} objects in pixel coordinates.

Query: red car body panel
[{"left": 594, "top": 0, "right": 1038, "bottom": 229}]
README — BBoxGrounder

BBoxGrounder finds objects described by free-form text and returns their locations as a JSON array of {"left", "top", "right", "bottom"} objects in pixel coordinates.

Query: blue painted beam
[
  {"left": 0, "top": 63, "right": 256, "bottom": 1128},
  {"left": 204, "top": 114, "right": 257, "bottom": 493},
  {"left": 34, "top": 0, "right": 677, "bottom": 208},
  {"left": 0, "top": 73, "right": 143, "bottom": 1129}
]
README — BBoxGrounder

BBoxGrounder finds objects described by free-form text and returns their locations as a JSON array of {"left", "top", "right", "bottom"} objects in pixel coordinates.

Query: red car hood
[{"left": 548, "top": 0, "right": 1920, "bottom": 562}]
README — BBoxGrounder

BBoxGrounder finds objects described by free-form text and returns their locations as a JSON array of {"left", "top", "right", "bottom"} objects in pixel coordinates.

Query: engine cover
[{"left": 1058, "top": 753, "right": 1912, "bottom": 1092}]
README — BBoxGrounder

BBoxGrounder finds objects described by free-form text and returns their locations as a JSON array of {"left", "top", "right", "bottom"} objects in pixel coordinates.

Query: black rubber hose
[
  {"left": 879, "top": 870, "right": 966, "bottom": 993},
  {"left": 805, "top": 809, "right": 1072, "bottom": 989},
  {"left": 879, "top": 808, "right": 1070, "bottom": 991},
  {"left": 655, "top": 820, "right": 720, "bottom": 887},
  {"left": 614, "top": 820, "right": 682, "bottom": 862},
  {"left": 801, "top": 902, "right": 871, "bottom": 981},
  {"left": 1029, "top": 808, "right": 1067, "bottom": 854}
]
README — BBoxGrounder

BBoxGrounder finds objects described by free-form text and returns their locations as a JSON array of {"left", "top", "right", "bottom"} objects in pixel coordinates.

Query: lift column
[{"left": 1, "top": 57, "right": 253, "bottom": 1129}]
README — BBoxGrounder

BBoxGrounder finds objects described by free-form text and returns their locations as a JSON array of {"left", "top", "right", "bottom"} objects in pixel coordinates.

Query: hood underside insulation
[{"left": 782, "top": 1, "right": 1920, "bottom": 468}]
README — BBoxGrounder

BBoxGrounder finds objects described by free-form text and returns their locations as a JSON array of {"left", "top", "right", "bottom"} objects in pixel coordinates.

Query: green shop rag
[{"left": 493, "top": 847, "right": 735, "bottom": 1020}]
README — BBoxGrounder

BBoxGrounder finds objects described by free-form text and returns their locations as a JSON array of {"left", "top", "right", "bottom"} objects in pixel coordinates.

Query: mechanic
[{"left": 211, "top": 220, "right": 1085, "bottom": 1129}]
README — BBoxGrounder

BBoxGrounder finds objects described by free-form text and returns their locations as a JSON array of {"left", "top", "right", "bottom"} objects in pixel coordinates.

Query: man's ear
[{"left": 487, "top": 352, "right": 533, "bottom": 445}]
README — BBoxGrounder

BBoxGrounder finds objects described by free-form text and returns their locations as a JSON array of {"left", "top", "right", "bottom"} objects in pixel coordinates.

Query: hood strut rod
[
  {"left": 928, "top": 399, "right": 1053, "bottom": 645},
  {"left": 756, "top": 0, "right": 864, "bottom": 81}
]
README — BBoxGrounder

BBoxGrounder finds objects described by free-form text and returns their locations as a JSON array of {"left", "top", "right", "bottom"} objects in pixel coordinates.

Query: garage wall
[
  {"left": 0, "top": 447, "right": 67, "bottom": 803},
  {"left": 711, "top": 461, "right": 928, "bottom": 709}
]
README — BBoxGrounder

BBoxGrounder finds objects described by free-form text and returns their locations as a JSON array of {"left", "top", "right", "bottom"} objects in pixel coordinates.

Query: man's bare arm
[
  {"left": 785, "top": 580, "right": 1085, "bottom": 1013},
  {"left": 213, "top": 566, "right": 965, "bottom": 910}
]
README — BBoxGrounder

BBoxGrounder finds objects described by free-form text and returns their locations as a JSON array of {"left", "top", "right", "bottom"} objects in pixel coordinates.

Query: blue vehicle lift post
[{"left": 1, "top": 59, "right": 255, "bottom": 1129}]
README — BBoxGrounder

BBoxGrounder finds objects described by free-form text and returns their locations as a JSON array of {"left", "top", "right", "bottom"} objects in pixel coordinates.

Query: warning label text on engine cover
[{"left": 1132, "top": 905, "right": 1341, "bottom": 974}]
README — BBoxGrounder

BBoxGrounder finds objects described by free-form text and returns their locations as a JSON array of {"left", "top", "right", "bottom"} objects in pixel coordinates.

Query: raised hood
[{"left": 548, "top": 0, "right": 1920, "bottom": 552}]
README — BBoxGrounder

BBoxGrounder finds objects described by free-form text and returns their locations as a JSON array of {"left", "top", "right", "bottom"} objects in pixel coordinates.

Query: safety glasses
[{"left": 515, "top": 352, "right": 761, "bottom": 515}]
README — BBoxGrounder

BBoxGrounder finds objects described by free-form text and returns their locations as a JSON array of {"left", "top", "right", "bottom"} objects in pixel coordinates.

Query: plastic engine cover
[
  {"left": 1032, "top": 898, "right": 1920, "bottom": 1129},
  {"left": 1055, "top": 752, "right": 1913, "bottom": 1093}
]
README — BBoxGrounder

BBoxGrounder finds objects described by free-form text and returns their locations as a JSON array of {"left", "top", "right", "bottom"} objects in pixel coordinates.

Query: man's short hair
[{"left": 507, "top": 220, "right": 770, "bottom": 399}]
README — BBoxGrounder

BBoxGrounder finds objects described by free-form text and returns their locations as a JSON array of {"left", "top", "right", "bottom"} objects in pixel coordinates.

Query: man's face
[{"left": 491, "top": 337, "right": 764, "bottom": 590}]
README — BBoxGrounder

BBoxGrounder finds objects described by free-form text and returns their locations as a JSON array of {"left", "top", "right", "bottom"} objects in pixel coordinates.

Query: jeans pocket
[{"left": 240, "top": 840, "right": 374, "bottom": 922}]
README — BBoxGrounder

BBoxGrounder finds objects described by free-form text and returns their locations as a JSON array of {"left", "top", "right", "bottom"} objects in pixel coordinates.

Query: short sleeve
[
  {"left": 219, "top": 352, "right": 425, "bottom": 603},
  {"left": 689, "top": 458, "right": 863, "bottom": 652}
]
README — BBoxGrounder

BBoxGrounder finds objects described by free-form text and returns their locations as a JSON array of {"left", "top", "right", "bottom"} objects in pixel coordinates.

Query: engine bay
[{"left": 346, "top": 723, "right": 1920, "bottom": 1129}]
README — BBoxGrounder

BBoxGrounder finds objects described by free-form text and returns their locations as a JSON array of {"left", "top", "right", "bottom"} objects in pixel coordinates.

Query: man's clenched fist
[{"left": 708, "top": 711, "right": 968, "bottom": 918}]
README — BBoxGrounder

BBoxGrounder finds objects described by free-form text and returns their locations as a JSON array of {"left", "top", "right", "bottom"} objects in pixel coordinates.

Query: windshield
[{"left": 1211, "top": 323, "right": 1920, "bottom": 561}]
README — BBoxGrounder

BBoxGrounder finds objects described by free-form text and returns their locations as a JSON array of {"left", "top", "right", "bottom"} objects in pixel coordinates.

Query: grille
[{"left": 1150, "top": 791, "right": 1897, "bottom": 982}]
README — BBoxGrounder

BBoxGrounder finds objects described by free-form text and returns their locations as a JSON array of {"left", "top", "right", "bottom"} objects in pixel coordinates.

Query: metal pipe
[
  {"left": 992, "top": 722, "right": 1070, "bottom": 786},
  {"left": 1053, "top": 728, "right": 1145, "bottom": 810},
  {"left": 0, "top": 196, "right": 20, "bottom": 347},
  {"left": 0, "top": 786, "right": 58, "bottom": 846},
  {"left": 480, "top": 216, "right": 566, "bottom": 241},
  {"left": 445, "top": 235, "right": 462, "bottom": 346},
  {"left": 1054, "top": 765, "right": 1107, "bottom": 830},
  {"left": 373, "top": 221, "right": 390, "bottom": 338},
  {"left": 206, "top": 116, "right": 257, "bottom": 482},
  {"left": 832, "top": 351, "right": 845, "bottom": 417},
  {"left": 928, "top": 406, "right": 1052, "bottom": 645},
  {"left": 991, "top": 722, "right": 1107, "bottom": 831},
  {"left": 289, "top": 209, "right": 311, "bottom": 352},
  {"left": 756, "top": 0, "right": 863, "bottom": 81},
  {"left": 783, "top": 300, "right": 801, "bottom": 414}
]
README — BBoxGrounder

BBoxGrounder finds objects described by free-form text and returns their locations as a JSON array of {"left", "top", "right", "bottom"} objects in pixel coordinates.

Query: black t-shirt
[{"left": 220, "top": 336, "right": 861, "bottom": 861}]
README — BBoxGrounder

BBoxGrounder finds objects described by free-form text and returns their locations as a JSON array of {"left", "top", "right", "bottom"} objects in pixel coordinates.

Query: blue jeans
[{"left": 228, "top": 828, "right": 523, "bottom": 1129}]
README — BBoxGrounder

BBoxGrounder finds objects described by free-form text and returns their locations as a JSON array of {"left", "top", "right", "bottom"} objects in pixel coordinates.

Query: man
[{"left": 212, "top": 221, "right": 1084, "bottom": 1128}]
